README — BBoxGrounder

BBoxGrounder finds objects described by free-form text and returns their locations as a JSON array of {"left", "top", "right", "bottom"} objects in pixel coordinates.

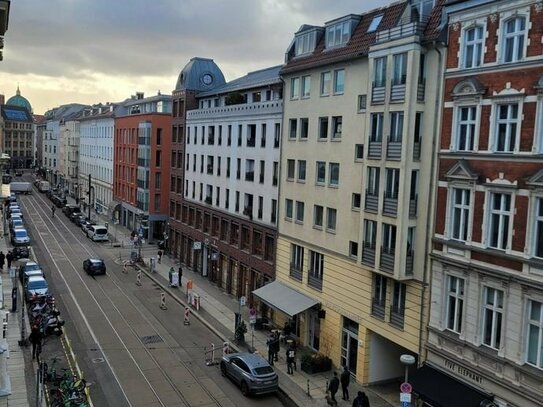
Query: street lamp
[{"left": 400, "top": 354, "right": 416, "bottom": 407}]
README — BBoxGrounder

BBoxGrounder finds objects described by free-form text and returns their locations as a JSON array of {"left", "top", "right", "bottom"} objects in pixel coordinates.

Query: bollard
[
  {"left": 136, "top": 270, "right": 142, "bottom": 286},
  {"left": 307, "top": 379, "right": 311, "bottom": 396},
  {"left": 11, "top": 287, "right": 17, "bottom": 313},
  {"left": 222, "top": 341, "right": 230, "bottom": 357},
  {"left": 2, "top": 322, "right": 6, "bottom": 339},
  {"left": 159, "top": 292, "right": 167, "bottom": 310},
  {"left": 183, "top": 307, "right": 190, "bottom": 325},
  {"left": 123, "top": 262, "right": 128, "bottom": 274}
]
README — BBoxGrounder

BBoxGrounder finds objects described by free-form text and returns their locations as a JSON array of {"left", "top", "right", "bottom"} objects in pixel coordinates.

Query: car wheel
[
  {"left": 220, "top": 362, "right": 227, "bottom": 377},
  {"left": 240, "top": 381, "right": 249, "bottom": 397}
]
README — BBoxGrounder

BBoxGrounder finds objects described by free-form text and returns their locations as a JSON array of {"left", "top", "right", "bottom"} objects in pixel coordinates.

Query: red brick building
[
  {"left": 113, "top": 92, "right": 172, "bottom": 241},
  {"left": 423, "top": 1, "right": 543, "bottom": 406}
]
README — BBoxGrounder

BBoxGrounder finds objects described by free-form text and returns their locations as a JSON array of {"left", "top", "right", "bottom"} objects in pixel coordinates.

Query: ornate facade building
[
  {"left": 2, "top": 86, "right": 34, "bottom": 168},
  {"left": 425, "top": 0, "right": 543, "bottom": 406}
]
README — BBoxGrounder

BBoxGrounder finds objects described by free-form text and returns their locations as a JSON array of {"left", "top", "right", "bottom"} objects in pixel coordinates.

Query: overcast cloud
[{"left": 1, "top": 0, "right": 388, "bottom": 114}]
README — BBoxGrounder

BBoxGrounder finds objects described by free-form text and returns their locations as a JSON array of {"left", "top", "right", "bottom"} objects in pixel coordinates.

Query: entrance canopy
[
  {"left": 252, "top": 281, "right": 319, "bottom": 317},
  {"left": 411, "top": 364, "right": 493, "bottom": 407}
]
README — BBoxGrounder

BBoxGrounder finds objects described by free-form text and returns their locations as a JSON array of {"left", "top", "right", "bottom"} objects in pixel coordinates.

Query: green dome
[{"left": 6, "top": 86, "right": 32, "bottom": 113}]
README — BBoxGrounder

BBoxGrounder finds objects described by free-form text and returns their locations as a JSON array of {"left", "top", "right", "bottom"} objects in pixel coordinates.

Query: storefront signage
[{"left": 444, "top": 359, "right": 483, "bottom": 385}]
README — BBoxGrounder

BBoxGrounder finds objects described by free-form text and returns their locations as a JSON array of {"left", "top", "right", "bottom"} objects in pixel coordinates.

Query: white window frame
[
  {"left": 329, "top": 163, "right": 340, "bottom": 187},
  {"left": 481, "top": 286, "right": 504, "bottom": 350},
  {"left": 295, "top": 31, "right": 316, "bottom": 56},
  {"left": 453, "top": 105, "right": 478, "bottom": 151},
  {"left": 295, "top": 201, "right": 304, "bottom": 223},
  {"left": 285, "top": 199, "right": 293, "bottom": 220},
  {"left": 291, "top": 244, "right": 304, "bottom": 270},
  {"left": 313, "top": 205, "right": 323, "bottom": 229},
  {"left": 491, "top": 102, "right": 521, "bottom": 153},
  {"left": 309, "top": 250, "right": 324, "bottom": 280},
  {"left": 302, "top": 75, "right": 311, "bottom": 98},
  {"left": 526, "top": 299, "right": 543, "bottom": 369},
  {"left": 390, "top": 112, "right": 404, "bottom": 142},
  {"left": 485, "top": 191, "right": 513, "bottom": 250},
  {"left": 316, "top": 161, "right": 326, "bottom": 185},
  {"left": 534, "top": 99, "right": 543, "bottom": 153},
  {"left": 333, "top": 69, "right": 345, "bottom": 95},
  {"left": 326, "top": 207, "right": 337, "bottom": 232},
  {"left": 374, "top": 57, "right": 386, "bottom": 88},
  {"left": 534, "top": 197, "right": 543, "bottom": 259},
  {"left": 462, "top": 25, "right": 484, "bottom": 69},
  {"left": 326, "top": 20, "right": 351, "bottom": 48},
  {"left": 290, "top": 77, "right": 300, "bottom": 99},
  {"left": 448, "top": 187, "right": 472, "bottom": 242},
  {"left": 445, "top": 275, "right": 465, "bottom": 333},
  {"left": 501, "top": 16, "right": 527, "bottom": 63},
  {"left": 321, "top": 72, "right": 331, "bottom": 96}
]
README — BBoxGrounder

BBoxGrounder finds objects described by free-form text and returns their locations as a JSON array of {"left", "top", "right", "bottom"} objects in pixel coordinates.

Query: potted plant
[{"left": 300, "top": 351, "right": 332, "bottom": 374}]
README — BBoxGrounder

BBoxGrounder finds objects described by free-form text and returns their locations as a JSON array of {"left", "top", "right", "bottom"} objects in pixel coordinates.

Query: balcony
[
  {"left": 365, "top": 191, "right": 379, "bottom": 213},
  {"left": 386, "top": 137, "right": 402, "bottom": 160},
  {"left": 413, "top": 141, "right": 421, "bottom": 160},
  {"left": 376, "top": 22, "right": 424, "bottom": 43},
  {"left": 409, "top": 196, "right": 418, "bottom": 218},
  {"left": 371, "top": 299, "right": 385, "bottom": 320},
  {"left": 187, "top": 100, "right": 283, "bottom": 120},
  {"left": 371, "top": 83, "right": 385, "bottom": 104},
  {"left": 289, "top": 263, "right": 302, "bottom": 281},
  {"left": 361, "top": 241, "right": 376, "bottom": 266},
  {"left": 368, "top": 140, "right": 382, "bottom": 159},
  {"left": 383, "top": 193, "right": 398, "bottom": 217},
  {"left": 389, "top": 306, "right": 404, "bottom": 329},
  {"left": 308, "top": 274, "right": 323, "bottom": 291},
  {"left": 379, "top": 246, "right": 395, "bottom": 274},
  {"left": 390, "top": 82, "right": 406, "bottom": 102},
  {"left": 405, "top": 250, "right": 414, "bottom": 276}
]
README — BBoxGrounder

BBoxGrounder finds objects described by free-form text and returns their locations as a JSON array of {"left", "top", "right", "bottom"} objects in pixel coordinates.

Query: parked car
[
  {"left": 52, "top": 195, "right": 67, "bottom": 208},
  {"left": 7, "top": 205, "right": 20, "bottom": 215},
  {"left": 18, "top": 261, "right": 44, "bottom": 284},
  {"left": 63, "top": 204, "right": 81, "bottom": 217},
  {"left": 15, "top": 170, "right": 23, "bottom": 177},
  {"left": 81, "top": 220, "right": 97, "bottom": 234},
  {"left": 11, "top": 228, "right": 30, "bottom": 246},
  {"left": 10, "top": 218, "right": 24, "bottom": 232},
  {"left": 24, "top": 276, "right": 49, "bottom": 302},
  {"left": 9, "top": 208, "right": 23, "bottom": 219},
  {"left": 12, "top": 246, "right": 30, "bottom": 260},
  {"left": 8, "top": 193, "right": 17, "bottom": 203},
  {"left": 87, "top": 225, "right": 109, "bottom": 242},
  {"left": 83, "top": 258, "right": 106, "bottom": 276},
  {"left": 70, "top": 212, "right": 84, "bottom": 223},
  {"left": 220, "top": 352, "right": 278, "bottom": 396},
  {"left": 9, "top": 214, "right": 23, "bottom": 228}
]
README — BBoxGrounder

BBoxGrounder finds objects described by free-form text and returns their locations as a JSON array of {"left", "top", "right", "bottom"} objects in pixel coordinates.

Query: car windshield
[
  {"left": 26, "top": 264, "right": 41, "bottom": 271},
  {"left": 28, "top": 280, "right": 47, "bottom": 289},
  {"left": 15, "top": 230, "right": 28, "bottom": 238},
  {"left": 253, "top": 366, "right": 274, "bottom": 375},
  {"left": 95, "top": 229, "right": 107, "bottom": 235},
  {"left": 12, "top": 220, "right": 23, "bottom": 226},
  {"left": 91, "top": 261, "right": 103, "bottom": 267}
]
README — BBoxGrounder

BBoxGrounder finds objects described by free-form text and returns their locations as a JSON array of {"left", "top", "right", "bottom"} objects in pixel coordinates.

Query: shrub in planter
[{"left": 300, "top": 352, "right": 332, "bottom": 374}]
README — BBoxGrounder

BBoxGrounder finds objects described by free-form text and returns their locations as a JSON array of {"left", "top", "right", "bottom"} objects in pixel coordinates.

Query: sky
[{"left": 0, "top": 0, "right": 388, "bottom": 115}]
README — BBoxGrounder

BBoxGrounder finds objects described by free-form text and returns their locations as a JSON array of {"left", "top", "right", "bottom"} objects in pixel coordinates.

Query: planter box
[{"left": 301, "top": 358, "right": 332, "bottom": 374}]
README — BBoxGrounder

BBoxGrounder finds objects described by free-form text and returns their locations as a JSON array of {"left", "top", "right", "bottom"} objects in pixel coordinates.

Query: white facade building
[{"left": 60, "top": 120, "right": 79, "bottom": 195}]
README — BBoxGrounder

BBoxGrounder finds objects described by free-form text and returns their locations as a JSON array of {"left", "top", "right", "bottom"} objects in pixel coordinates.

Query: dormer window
[
  {"left": 295, "top": 30, "right": 317, "bottom": 57},
  {"left": 367, "top": 15, "right": 383, "bottom": 33},
  {"left": 325, "top": 15, "right": 360, "bottom": 49}
]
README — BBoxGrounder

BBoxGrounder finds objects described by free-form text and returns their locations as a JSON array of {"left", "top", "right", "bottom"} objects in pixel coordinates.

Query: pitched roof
[
  {"left": 423, "top": 0, "right": 447, "bottom": 42},
  {"left": 1, "top": 105, "right": 32, "bottom": 122},
  {"left": 198, "top": 65, "right": 282, "bottom": 97}
]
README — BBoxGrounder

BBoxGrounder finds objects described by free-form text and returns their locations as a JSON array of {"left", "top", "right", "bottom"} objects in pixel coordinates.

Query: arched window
[
  {"left": 502, "top": 17, "right": 526, "bottom": 63},
  {"left": 463, "top": 26, "right": 484, "bottom": 68}
]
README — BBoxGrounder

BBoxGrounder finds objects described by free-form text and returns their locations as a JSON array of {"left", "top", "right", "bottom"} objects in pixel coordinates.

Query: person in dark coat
[
  {"left": 352, "top": 391, "right": 367, "bottom": 407},
  {"left": 157, "top": 250, "right": 163, "bottom": 264},
  {"left": 327, "top": 371, "right": 340, "bottom": 404},
  {"left": 6, "top": 251, "right": 13, "bottom": 269},
  {"left": 0, "top": 251, "right": 5, "bottom": 270},
  {"left": 340, "top": 365, "right": 351, "bottom": 400},
  {"left": 273, "top": 331, "right": 280, "bottom": 361},
  {"left": 286, "top": 344, "right": 296, "bottom": 374},
  {"left": 29, "top": 325, "right": 43, "bottom": 361},
  {"left": 266, "top": 334, "right": 275, "bottom": 365}
]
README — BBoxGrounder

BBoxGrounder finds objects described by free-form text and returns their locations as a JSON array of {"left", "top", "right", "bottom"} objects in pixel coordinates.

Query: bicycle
[{"left": 43, "top": 357, "right": 61, "bottom": 384}]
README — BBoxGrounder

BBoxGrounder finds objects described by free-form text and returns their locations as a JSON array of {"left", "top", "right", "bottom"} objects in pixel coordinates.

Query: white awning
[{"left": 252, "top": 281, "right": 319, "bottom": 317}]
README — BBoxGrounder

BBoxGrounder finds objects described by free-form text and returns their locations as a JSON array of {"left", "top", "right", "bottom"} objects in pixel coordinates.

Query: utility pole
[{"left": 88, "top": 174, "right": 92, "bottom": 220}]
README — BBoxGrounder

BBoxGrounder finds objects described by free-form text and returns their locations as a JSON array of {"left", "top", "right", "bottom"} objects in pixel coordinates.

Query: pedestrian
[
  {"left": 286, "top": 344, "right": 296, "bottom": 374},
  {"left": 273, "top": 331, "right": 280, "bottom": 362},
  {"left": 28, "top": 325, "right": 43, "bottom": 361},
  {"left": 353, "top": 391, "right": 370, "bottom": 407},
  {"left": 327, "top": 371, "right": 340, "bottom": 405},
  {"left": 0, "top": 251, "right": 5, "bottom": 270},
  {"left": 6, "top": 251, "right": 13, "bottom": 269},
  {"left": 266, "top": 334, "right": 275, "bottom": 365},
  {"left": 341, "top": 365, "right": 351, "bottom": 400},
  {"left": 51, "top": 205, "right": 56, "bottom": 218},
  {"left": 178, "top": 265, "right": 183, "bottom": 286},
  {"left": 157, "top": 249, "right": 163, "bottom": 264}
]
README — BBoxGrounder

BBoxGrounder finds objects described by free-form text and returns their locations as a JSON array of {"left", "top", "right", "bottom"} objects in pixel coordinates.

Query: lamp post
[{"left": 400, "top": 354, "right": 416, "bottom": 407}]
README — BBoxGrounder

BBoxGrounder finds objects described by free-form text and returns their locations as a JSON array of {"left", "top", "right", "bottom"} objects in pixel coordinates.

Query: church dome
[
  {"left": 175, "top": 57, "right": 225, "bottom": 92},
  {"left": 6, "top": 86, "right": 32, "bottom": 113}
]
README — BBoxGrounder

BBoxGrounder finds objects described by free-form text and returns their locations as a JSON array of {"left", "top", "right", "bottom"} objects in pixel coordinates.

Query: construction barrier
[
  {"left": 159, "top": 292, "right": 167, "bottom": 310},
  {"left": 183, "top": 307, "right": 190, "bottom": 325},
  {"left": 136, "top": 270, "right": 142, "bottom": 286},
  {"left": 204, "top": 343, "right": 216, "bottom": 366}
]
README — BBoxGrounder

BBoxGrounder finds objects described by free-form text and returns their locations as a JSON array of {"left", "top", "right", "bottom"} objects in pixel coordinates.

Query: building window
[
  {"left": 372, "top": 274, "right": 387, "bottom": 318},
  {"left": 358, "top": 95, "right": 367, "bottom": 112},
  {"left": 391, "top": 282, "right": 406, "bottom": 327},
  {"left": 502, "top": 17, "right": 526, "bottom": 63},
  {"left": 308, "top": 250, "right": 324, "bottom": 290},
  {"left": 487, "top": 192, "right": 512, "bottom": 250},
  {"left": 355, "top": 144, "right": 364, "bottom": 160},
  {"left": 333, "top": 69, "right": 345, "bottom": 94},
  {"left": 352, "top": 193, "right": 361, "bottom": 210},
  {"left": 462, "top": 26, "right": 484, "bottom": 68},
  {"left": 295, "top": 201, "right": 304, "bottom": 223},
  {"left": 382, "top": 223, "right": 396, "bottom": 254},
  {"left": 370, "top": 113, "right": 383, "bottom": 142},
  {"left": 287, "top": 159, "right": 295, "bottom": 180},
  {"left": 450, "top": 188, "right": 471, "bottom": 241},
  {"left": 374, "top": 57, "right": 386, "bottom": 87},
  {"left": 392, "top": 53, "right": 407, "bottom": 86},
  {"left": 314, "top": 205, "right": 323, "bottom": 228},
  {"left": 493, "top": 103, "right": 519, "bottom": 152},
  {"left": 390, "top": 112, "right": 404, "bottom": 142},
  {"left": 274, "top": 123, "right": 281, "bottom": 148},
  {"left": 526, "top": 300, "right": 543, "bottom": 368},
  {"left": 260, "top": 123, "right": 266, "bottom": 148},
  {"left": 245, "top": 159, "right": 254, "bottom": 182},
  {"left": 329, "top": 163, "right": 339, "bottom": 186},
  {"left": 297, "top": 160, "right": 306, "bottom": 182},
  {"left": 285, "top": 199, "right": 293, "bottom": 220},
  {"left": 321, "top": 72, "right": 331, "bottom": 96},
  {"left": 385, "top": 168, "right": 400, "bottom": 199},
  {"left": 332, "top": 116, "right": 342, "bottom": 139},
  {"left": 482, "top": 287, "right": 504, "bottom": 350},
  {"left": 295, "top": 31, "right": 316, "bottom": 56},
  {"left": 300, "top": 118, "right": 309, "bottom": 140},
  {"left": 291, "top": 244, "right": 304, "bottom": 275},
  {"left": 446, "top": 275, "right": 464, "bottom": 333},
  {"left": 319, "top": 117, "right": 329, "bottom": 139},
  {"left": 367, "top": 14, "right": 383, "bottom": 32},
  {"left": 455, "top": 106, "right": 477, "bottom": 151},
  {"left": 291, "top": 77, "right": 300, "bottom": 99},
  {"left": 289, "top": 119, "right": 298, "bottom": 139},
  {"left": 326, "top": 208, "right": 337, "bottom": 232},
  {"left": 316, "top": 161, "right": 326, "bottom": 184},
  {"left": 302, "top": 75, "right": 311, "bottom": 98},
  {"left": 349, "top": 241, "right": 358, "bottom": 257},
  {"left": 367, "top": 167, "right": 380, "bottom": 196},
  {"left": 534, "top": 198, "right": 543, "bottom": 258},
  {"left": 326, "top": 20, "right": 351, "bottom": 48}
]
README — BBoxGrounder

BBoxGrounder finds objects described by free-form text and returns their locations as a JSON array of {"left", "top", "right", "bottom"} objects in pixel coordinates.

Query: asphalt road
[{"left": 17, "top": 188, "right": 283, "bottom": 407}]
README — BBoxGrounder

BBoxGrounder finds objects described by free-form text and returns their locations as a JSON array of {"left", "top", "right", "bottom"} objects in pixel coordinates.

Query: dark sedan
[{"left": 83, "top": 258, "right": 106, "bottom": 276}]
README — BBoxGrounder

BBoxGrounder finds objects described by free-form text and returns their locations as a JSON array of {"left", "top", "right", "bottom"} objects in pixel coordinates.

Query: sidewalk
[{"left": 95, "top": 210, "right": 398, "bottom": 407}]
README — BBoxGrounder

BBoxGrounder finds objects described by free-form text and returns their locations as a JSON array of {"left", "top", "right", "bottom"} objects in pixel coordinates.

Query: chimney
[{"left": 136, "top": 92, "right": 144, "bottom": 100}]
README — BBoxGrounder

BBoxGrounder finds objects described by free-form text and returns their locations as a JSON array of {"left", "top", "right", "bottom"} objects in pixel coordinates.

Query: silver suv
[{"left": 220, "top": 352, "right": 278, "bottom": 396}]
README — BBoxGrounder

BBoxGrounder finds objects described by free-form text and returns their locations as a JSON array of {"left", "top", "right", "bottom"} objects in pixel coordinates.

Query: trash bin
[{"left": 192, "top": 293, "right": 200, "bottom": 310}]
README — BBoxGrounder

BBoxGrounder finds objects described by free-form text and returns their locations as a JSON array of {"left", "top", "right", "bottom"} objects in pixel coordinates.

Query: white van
[{"left": 87, "top": 225, "right": 109, "bottom": 242}]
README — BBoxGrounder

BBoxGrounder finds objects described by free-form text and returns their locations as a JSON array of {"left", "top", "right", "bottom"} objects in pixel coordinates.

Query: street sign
[
  {"left": 400, "top": 382, "right": 412, "bottom": 393},
  {"left": 400, "top": 393, "right": 412, "bottom": 402},
  {"left": 240, "top": 296, "right": 246, "bottom": 306},
  {"left": 193, "top": 241, "right": 202, "bottom": 250},
  {"left": 249, "top": 307, "right": 257, "bottom": 324},
  {"left": 401, "top": 402, "right": 410, "bottom": 407}
]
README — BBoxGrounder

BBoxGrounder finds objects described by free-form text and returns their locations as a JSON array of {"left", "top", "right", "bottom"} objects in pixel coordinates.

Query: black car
[
  {"left": 63, "top": 204, "right": 81, "bottom": 217},
  {"left": 52, "top": 195, "right": 67, "bottom": 208},
  {"left": 83, "top": 258, "right": 106, "bottom": 276},
  {"left": 12, "top": 246, "right": 30, "bottom": 260}
]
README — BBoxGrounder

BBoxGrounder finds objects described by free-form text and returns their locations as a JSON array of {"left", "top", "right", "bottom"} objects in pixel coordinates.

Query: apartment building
[
  {"left": 423, "top": 1, "right": 543, "bottom": 406},
  {"left": 113, "top": 92, "right": 172, "bottom": 242},
  {"left": 170, "top": 57, "right": 282, "bottom": 301},
  {"left": 261, "top": 0, "right": 445, "bottom": 384},
  {"left": 0, "top": 104, "right": 33, "bottom": 169}
]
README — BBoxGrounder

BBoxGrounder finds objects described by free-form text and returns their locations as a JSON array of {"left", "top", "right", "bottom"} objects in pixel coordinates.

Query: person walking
[
  {"left": 341, "top": 365, "right": 351, "bottom": 401},
  {"left": 327, "top": 371, "right": 340, "bottom": 404},
  {"left": 51, "top": 205, "right": 56, "bottom": 218},
  {"left": 29, "top": 325, "right": 43, "bottom": 361},
  {"left": 266, "top": 334, "right": 275, "bottom": 365},
  {"left": 0, "top": 251, "right": 5, "bottom": 271},
  {"left": 273, "top": 331, "right": 280, "bottom": 362},
  {"left": 6, "top": 251, "right": 13, "bottom": 269},
  {"left": 178, "top": 265, "right": 183, "bottom": 286},
  {"left": 157, "top": 249, "right": 163, "bottom": 264},
  {"left": 286, "top": 344, "right": 296, "bottom": 374}
]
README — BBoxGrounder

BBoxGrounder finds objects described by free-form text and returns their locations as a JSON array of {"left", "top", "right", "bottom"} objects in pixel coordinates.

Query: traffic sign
[
  {"left": 240, "top": 296, "right": 246, "bottom": 306},
  {"left": 249, "top": 307, "right": 257, "bottom": 324},
  {"left": 400, "top": 392, "right": 412, "bottom": 402},
  {"left": 400, "top": 382, "right": 412, "bottom": 393},
  {"left": 401, "top": 402, "right": 410, "bottom": 407}
]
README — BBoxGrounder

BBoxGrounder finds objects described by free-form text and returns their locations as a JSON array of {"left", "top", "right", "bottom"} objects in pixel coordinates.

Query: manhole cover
[
  {"left": 141, "top": 335, "right": 163, "bottom": 345},
  {"left": 91, "top": 358, "right": 105, "bottom": 363}
]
